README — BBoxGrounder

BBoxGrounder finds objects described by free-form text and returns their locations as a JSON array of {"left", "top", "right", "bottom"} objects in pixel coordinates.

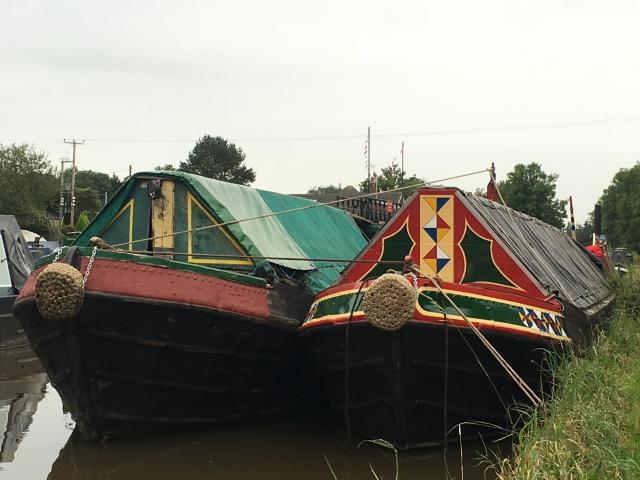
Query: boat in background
[
  {"left": 13, "top": 171, "right": 367, "bottom": 441},
  {"left": 0, "top": 216, "right": 34, "bottom": 348},
  {"left": 300, "top": 187, "right": 612, "bottom": 449}
]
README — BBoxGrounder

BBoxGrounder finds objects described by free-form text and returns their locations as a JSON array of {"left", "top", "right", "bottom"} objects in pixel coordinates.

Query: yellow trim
[
  {"left": 318, "top": 287, "right": 367, "bottom": 302},
  {"left": 100, "top": 200, "right": 134, "bottom": 251},
  {"left": 311, "top": 285, "right": 569, "bottom": 340},
  {"left": 357, "top": 218, "right": 416, "bottom": 281},
  {"left": 309, "top": 311, "right": 366, "bottom": 322},
  {"left": 304, "top": 312, "right": 570, "bottom": 342},
  {"left": 187, "top": 192, "right": 253, "bottom": 266},
  {"left": 458, "top": 221, "right": 523, "bottom": 291}
]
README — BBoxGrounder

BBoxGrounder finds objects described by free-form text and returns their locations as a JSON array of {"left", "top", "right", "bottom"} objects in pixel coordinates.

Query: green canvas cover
[
  {"left": 73, "top": 171, "right": 367, "bottom": 293},
  {"left": 257, "top": 189, "right": 369, "bottom": 293}
]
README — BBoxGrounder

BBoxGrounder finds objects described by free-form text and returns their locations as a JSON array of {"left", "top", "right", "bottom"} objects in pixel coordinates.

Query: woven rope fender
[
  {"left": 35, "top": 263, "right": 84, "bottom": 321},
  {"left": 362, "top": 273, "right": 417, "bottom": 331}
]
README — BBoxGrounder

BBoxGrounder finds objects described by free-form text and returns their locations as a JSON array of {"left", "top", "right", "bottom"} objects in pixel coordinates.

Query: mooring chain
[
  {"left": 406, "top": 271, "right": 418, "bottom": 289},
  {"left": 52, "top": 247, "right": 64, "bottom": 264},
  {"left": 82, "top": 246, "right": 98, "bottom": 288}
]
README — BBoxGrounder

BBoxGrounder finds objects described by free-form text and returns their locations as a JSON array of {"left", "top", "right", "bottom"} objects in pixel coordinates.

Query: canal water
[{"left": 0, "top": 346, "right": 502, "bottom": 479}]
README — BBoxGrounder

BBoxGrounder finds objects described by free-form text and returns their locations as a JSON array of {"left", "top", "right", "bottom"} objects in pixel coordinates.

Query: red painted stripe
[
  {"left": 300, "top": 313, "right": 564, "bottom": 343},
  {"left": 17, "top": 258, "right": 270, "bottom": 320}
]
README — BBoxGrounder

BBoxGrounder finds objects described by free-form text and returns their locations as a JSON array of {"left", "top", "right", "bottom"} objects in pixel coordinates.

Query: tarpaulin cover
[
  {"left": 0, "top": 215, "right": 34, "bottom": 291},
  {"left": 257, "top": 189, "right": 368, "bottom": 293},
  {"left": 74, "top": 171, "right": 367, "bottom": 293},
  {"left": 460, "top": 193, "right": 610, "bottom": 311}
]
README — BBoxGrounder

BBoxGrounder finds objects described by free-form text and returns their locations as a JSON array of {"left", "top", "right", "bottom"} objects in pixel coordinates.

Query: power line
[{"left": 79, "top": 116, "right": 640, "bottom": 144}]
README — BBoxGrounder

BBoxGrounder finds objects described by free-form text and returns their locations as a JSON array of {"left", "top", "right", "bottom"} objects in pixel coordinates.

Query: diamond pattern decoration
[
  {"left": 420, "top": 195, "right": 454, "bottom": 279},
  {"left": 424, "top": 245, "right": 450, "bottom": 273},
  {"left": 517, "top": 307, "right": 566, "bottom": 337}
]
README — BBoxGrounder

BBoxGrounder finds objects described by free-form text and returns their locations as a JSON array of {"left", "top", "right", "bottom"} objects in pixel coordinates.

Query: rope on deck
[{"left": 410, "top": 264, "right": 543, "bottom": 406}]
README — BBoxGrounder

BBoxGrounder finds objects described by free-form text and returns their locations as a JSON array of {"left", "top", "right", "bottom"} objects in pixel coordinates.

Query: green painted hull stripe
[{"left": 310, "top": 289, "right": 564, "bottom": 332}]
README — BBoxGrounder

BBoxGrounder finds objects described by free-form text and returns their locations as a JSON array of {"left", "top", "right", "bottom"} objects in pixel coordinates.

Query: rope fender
[
  {"left": 362, "top": 273, "right": 417, "bottom": 331},
  {"left": 35, "top": 263, "right": 84, "bottom": 321}
]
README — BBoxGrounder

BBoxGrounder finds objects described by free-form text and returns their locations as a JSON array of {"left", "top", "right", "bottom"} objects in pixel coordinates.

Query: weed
[{"left": 492, "top": 268, "right": 640, "bottom": 479}]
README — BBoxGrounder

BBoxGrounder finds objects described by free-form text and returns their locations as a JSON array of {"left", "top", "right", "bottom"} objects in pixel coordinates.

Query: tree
[
  {"left": 76, "top": 170, "right": 121, "bottom": 198},
  {"left": 474, "top": 187, "right": 487, "bottom": 198},
  {"left": 359, "top": 163, "right": 425, "bottom": 195},
  {"left": 155, "top": 164, "right": 176, "bottom": 171},
  {"left": 307, "top": 185, "right": 341, "bottom": 194},
  {"left": 61, "top": 169, "right": 121, "bottom": 222},
  {"left": 63, "top": 169, "right": 121, "bottom": 199},
  {"left": 0, "top": 143, "right": 59, "bottom": 235},
  {"left": 179, "top": 135, "right": 256, "bottom": 185},
  {"left": 599, "top": 162, "right": 640, "bottom": 251},
  {"left": 575, "top": 220, "right": 594, "bottom": 245},
  {"left": 75, "top": 211, "right": 91, "bottom": 231},
  {"left": 74, "top": 187, "right": 103, "bottom": 217},
  {"left": 498, "top": 163, "right": 567, "bottom": 228}
]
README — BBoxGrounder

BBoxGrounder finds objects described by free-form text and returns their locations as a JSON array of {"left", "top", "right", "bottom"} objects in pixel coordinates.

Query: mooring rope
[
  {"left": 94, "top": 248, "right": 410, "bottom": 265},
  {"left": 410, "top": 266, "right": 543, "bottom": 406},
  {"left": 109, "top": 168, "right": 489, "bottom": 249},
  {"left": 343, "top": 280, "right": 367, "bottom": 449},
  {"left": 442, "top": 301, "right": 451, "bottom": 480}
]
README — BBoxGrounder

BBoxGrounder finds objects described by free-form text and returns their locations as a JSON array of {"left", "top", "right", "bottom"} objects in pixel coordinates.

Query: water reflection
[
  {"left": 0, "top": 346, "right": 502, "bottom": 479},
  {"left": 48, "top": 414, "right": 500, "bottom": 480},
  {"left": 0, "top": 346, "right": 47, "bottom": 463}
]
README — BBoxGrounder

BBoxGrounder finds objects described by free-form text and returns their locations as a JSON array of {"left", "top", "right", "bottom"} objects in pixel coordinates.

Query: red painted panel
[
  {"left": 17, "top": 259, "right": 269, "bottom": 320},
  {"left": 339, "top": 188, "right": 549, "bottom": 302},
  {"left": 16, "top": 266, "right": 43, "bottom": 301}
]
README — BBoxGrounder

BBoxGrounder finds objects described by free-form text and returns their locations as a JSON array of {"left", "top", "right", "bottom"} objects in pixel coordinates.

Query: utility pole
[
  {"left": 59, "top": 158, "right": 72, "bottom": 224},
  {"left": 367, "top": 127, "right": 371, "bottom": 192},
  {"left": 129, "top": 164, "right": 132, "bottom": 178},
  {"left": 569, "top": 196, "right": 577, "bottom": 241},
  {"left": 63, "top": 139, "right": 84, "bottom": 226},
  {"left": 400, "top": 141, "right": 405, "bottom": 186}
]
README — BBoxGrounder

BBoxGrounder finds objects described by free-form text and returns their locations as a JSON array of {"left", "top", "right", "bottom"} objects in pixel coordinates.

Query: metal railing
[{"left": 335, "top": 196, "right": 401, "bottom": 223}]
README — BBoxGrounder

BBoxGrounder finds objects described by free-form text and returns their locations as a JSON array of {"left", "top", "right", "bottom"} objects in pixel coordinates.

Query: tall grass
[{"left": 493, "top": 268, "right": 640, "bottom": 479}]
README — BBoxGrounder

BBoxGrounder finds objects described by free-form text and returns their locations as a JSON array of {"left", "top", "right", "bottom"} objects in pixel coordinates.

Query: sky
[{"left": 2, "top": 0, "right": 640, "bottom": 222}]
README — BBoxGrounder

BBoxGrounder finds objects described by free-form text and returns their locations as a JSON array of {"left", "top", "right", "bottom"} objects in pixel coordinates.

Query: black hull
[
  {"left": 14, "top": 294, "right": 320, "bottom": 441},
  {"left": 300, "top": 321, "right": 560, "bottom": 449},
  {"left": 0, "top": 296, "right": 28, "bottom": 348}
]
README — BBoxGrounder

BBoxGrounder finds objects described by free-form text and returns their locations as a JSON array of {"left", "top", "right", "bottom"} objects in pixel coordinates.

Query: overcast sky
[{"left": 2, "top": 0, "right": 639, "bottom": 222}]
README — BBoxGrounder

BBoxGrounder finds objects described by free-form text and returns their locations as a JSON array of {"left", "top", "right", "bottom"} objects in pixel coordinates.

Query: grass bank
[{"left": 493, "top": 267, "right": 640, "bottom": 479}]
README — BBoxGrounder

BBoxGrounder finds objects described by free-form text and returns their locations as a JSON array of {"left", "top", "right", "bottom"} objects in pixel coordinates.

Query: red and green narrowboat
[
  {"left": 300, "top": 187, "right": 611, "bottom": 449},
  {"left": 13, "top": 171, "right": 367, "bottom": 441}
]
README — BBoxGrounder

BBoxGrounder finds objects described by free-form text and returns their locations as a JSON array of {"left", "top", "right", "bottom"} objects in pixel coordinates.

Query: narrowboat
[
  {"left": 0, "top": 215, "right": 34, "bottom": 348},
  {"left": 300, "top": 187, "right": 611, "bottom": 449},
  {"left": 13, "top": 171, "right": 367, "bottom": 441}
]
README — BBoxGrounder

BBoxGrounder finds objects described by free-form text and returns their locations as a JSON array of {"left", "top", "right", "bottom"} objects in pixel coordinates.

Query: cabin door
[{"left": 150, "top": 180, "right": 175, "bottom": 258}]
